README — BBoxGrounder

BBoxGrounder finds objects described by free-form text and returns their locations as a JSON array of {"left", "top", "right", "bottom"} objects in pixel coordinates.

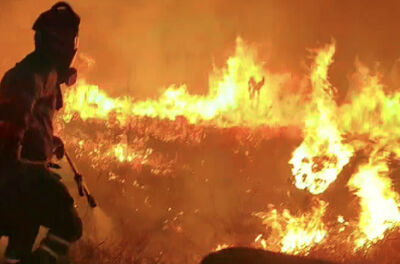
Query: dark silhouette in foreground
[
  {"left": 201, "top": 248, "right": 335, "bottom": 264},
  {"left": 0, "top": 2, "right": 82, "bottom": 263}
]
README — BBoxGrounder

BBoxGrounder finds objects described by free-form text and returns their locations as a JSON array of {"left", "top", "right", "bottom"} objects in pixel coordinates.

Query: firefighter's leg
[
  {"left": 0, "top": 164, "right": 39, "bottom": 264},
  {"left": 31, "top": 168, "right": 82, "bottom": 263},
  {"left": 35, "top": 205, "right": 82, "bottom": 262},
  {"left": 4, "top": 224, "right": 39, "bottom": 264}
]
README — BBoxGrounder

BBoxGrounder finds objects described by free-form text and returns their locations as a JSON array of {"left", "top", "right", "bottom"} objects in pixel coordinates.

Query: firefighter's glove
[{"left": 53, "top": 136, "right": 65, "bottom": 160}]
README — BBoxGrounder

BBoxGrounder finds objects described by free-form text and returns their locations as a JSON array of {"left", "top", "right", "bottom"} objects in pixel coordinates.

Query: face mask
[
  {"left": 64, "top": 67, "right": 77, "bottom": 86},
  {"left": 36, "top": 31, "right": 79, "bottom": 85}
]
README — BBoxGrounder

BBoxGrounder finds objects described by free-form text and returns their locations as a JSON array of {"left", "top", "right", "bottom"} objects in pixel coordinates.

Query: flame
[
  {"left": 347, "top": 152, "right": 400, "bottom": 249},
  {"left": 339, "top": 61, "right": 400, "bottom": 146},
  {"left": 338, "top": 62, "right": 400, "bottom": 249},
  {"left": 63, "top": 38, "right": 304, "bottom": 128},
  {"left": 289, "top": 42, "right": 354, "bottom": 195},
  {"left": 63, "top": 81, "right": 133, "bottom": 125},
  {"left": 59, "top": 37, "right": 400, "bottom": 258},
  {"left": 254, "top": 199, "right": 327, "bottom": 255},
  {"left": 213, "top": 244, "right": 232, "bottom": 252},
  {"left": 108, "top": 143, "right": 152, "bottom": 163}
]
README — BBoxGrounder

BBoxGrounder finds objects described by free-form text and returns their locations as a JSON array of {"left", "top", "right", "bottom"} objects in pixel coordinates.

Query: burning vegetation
[{"left": 52, "top": 38, "right": 400, "bottom": 263}]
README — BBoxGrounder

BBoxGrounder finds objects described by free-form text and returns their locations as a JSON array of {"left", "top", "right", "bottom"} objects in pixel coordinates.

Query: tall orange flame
[
  {"left": 289, "top": 42, "right": 354, "bottom": 195},
  {"left": 63, "top": 38, "right": 304, "bottom": 128},
  {"left": 348, "top": 152, "right": 400, "bottom": 249},
  {"left": 60, "top": 37, "right": 400, "bottom": 257}
]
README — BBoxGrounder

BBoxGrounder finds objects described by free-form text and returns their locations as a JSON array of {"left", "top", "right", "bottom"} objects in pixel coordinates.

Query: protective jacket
[{"left": 0, "top": 51, "right": 63, "bottom": 162}]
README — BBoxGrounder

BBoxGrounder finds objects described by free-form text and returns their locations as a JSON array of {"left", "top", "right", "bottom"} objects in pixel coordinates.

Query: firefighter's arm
[{"left": 0, "top": 70, "right": 38, "bottom": 160}]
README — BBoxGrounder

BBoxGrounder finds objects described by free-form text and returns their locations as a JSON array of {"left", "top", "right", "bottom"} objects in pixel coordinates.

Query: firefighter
[{"left": 0, "top": 2, "right": 82, "bottom": 263}]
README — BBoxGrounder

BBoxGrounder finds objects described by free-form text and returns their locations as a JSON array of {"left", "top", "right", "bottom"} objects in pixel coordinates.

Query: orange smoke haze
[
  {"left": 2, "top": 1, "right": 400, "bottom": 263},
  {"left": 1, "top": 0, "right": 400, "bottom": 99}
]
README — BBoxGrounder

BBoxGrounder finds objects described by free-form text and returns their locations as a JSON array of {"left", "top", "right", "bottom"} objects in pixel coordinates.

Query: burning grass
[{"left": 56, "top": 38, "right": 400, "bottom": 263}]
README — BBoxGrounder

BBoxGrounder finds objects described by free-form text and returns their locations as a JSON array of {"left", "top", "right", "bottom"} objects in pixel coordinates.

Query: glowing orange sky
[{"left": 1, "top": 0, "right": 400, "bottom": 100}]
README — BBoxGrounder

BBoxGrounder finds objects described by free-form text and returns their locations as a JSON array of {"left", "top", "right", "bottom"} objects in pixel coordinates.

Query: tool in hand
[{"left": 64, "top": 151, "right": 97, "bottom": 208}]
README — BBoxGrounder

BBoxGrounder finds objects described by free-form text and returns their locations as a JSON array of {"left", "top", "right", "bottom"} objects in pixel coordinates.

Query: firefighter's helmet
[{"left": 33, "top": 2, "right": 80, "bottom": 75}]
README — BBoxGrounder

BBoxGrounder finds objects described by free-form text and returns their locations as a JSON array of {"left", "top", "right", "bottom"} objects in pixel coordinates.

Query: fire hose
[{"left": 64, "top": 151, "right": 97, "bottom": 208}]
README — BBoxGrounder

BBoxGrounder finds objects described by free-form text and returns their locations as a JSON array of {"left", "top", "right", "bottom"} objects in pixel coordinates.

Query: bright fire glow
[
  {"left": 63, "top": 38, "right": 304, "bottom": 128},
  {"left": 347, "top": 153, "right": 400, "bottom": 249},
  {"left": 254, "top": 199, "right": 327, "bottom": 255},
  {"left": 289, "top": 43, "right": 354, "bottom": 195},
  {"left": 58, "top": 37, "right": 400, "bottom": 257}
]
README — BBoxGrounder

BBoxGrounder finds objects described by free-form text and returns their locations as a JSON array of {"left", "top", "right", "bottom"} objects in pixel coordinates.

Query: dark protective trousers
[{"left": 0, "top": 162, "right": 82, "bottom": 260}]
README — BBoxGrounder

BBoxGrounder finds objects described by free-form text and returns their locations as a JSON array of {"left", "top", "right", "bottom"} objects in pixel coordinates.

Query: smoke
[
  {"left": 1, "top": 0, "right": 400, "bottom": 99},
  {"left": 2, "top": 0, "right": 400, "bottom": 262},
  {"left": 86, "top": 207, "right": 115, "bottom": 243}
]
